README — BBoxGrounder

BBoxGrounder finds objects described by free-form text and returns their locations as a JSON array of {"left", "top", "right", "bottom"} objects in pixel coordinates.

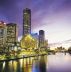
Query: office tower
[
  {"left": 39, "top": 30, "right": 45, "bottom": 48},
  {"left": 6, "top": 23, "right": 17, "bottom": 47},
  {"left": 23, "top": 8, "right": 31, "bottom": 36},
  {"left": 0, "top": 21, "right": 6, "bottom": 52}
]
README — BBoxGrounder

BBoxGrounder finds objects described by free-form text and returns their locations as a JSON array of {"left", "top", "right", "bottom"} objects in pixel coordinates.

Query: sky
[{"left": 0, "top": 0, "right": 71, "bottom": 43}]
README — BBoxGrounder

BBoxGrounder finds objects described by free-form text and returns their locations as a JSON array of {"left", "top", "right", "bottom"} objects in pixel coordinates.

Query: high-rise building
[
  {"left": 39, "top": 30, "right": 45, "bottom": 48},
  {"left": 6, "top": 23, "right": 17, "bottom": 47},
  {"left": 0, "top": 21, "right": 6, "bottom": 52},
  {"left": 23, "top": 8, "right": 31, "bottom": 36}
]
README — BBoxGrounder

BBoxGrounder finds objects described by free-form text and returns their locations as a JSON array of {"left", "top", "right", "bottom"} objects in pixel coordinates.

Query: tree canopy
[{"left": 20, "top": 34, "right": 37, "bottom": 50}]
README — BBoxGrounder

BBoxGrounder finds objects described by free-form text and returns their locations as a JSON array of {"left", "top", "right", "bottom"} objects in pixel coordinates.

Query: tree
[
  {"left": 68, "top": 47, "right": 71, "bottom": 54},
  {"left": 20, "top": 34, "right": 37, "bottom": 50}
]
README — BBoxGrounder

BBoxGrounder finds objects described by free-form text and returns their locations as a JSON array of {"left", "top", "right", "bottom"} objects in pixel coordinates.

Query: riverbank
[{"left": 0, "top": 53, "right": 47, "bottom": 62}]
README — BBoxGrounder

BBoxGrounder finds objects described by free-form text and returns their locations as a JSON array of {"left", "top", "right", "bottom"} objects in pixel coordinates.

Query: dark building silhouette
[
  {"left": 39, "top": 30, "right": 45, "bottom": 48},
  {"left": 23, "top": 8, "right": 31, "bottom": 36}
]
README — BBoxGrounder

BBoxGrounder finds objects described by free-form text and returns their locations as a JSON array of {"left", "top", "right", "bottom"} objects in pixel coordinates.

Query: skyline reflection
[{"left": 0, "top": 54, "right": 71, "bottom": 72}]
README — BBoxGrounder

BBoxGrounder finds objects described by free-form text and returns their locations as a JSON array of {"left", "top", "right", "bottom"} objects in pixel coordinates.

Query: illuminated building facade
[
  {"left": 0, "top": 21, "right": 6, "bottom": 52},
  {"left": 23, "top": 8, "right": 31, "bottom": 36},
  {"left": 39, "top": 30, "right": 45, "bottom": 48},
  {"left": 6, "top": 23, "right": 17, "bottom": 47}
]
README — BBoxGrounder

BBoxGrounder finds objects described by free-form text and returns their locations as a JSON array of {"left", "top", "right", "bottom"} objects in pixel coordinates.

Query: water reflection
[
  {"left": 39, "top": 56, "right": 47, "bottom": 72},
  {"left": 0, "top": 62, "right": 3, "bottom": 72},
  {"left": 32, "top": 56, "right": 47, "bottom": 72},
  {"left": 0, "top": 56, "right": 47, "bottom": 72},
  {"left": 0, "top": 53, "right": 71, "bottom": 72},
  {"left": 48, "top": 53, "right": 71, "bottom": 72}
]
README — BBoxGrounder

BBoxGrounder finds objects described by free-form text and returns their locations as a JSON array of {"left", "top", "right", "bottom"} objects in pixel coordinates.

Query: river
[{"left": 0, "top": 53, "right": 71, "bottom": 72}]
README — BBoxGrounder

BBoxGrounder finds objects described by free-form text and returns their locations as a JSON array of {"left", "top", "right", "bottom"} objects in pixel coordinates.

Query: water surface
[{"left": 0, "top": 53, "right": 71, "bottom": 72}]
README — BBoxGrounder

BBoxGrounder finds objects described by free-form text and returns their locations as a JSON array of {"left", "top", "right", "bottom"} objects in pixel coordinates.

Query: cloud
[{"left": 0, "top": 0, "right": 71, "bottom": 43}]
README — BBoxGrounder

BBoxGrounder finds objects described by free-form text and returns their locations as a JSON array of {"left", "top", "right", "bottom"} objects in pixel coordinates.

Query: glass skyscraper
[
  {"left": 23, "top": 8, "right": 31, "bottom": 36},
  {"left": 39, "top": 30, "right": 45, "bottom": 48}
]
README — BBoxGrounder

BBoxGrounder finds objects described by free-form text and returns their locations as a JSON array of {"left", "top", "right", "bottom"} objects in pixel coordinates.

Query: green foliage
[
  {"left": 20, "top": 34, "right": 37, "bottom": 49},
  {"left": 68, "top": 47, "right": 71, "bottom": 54}
]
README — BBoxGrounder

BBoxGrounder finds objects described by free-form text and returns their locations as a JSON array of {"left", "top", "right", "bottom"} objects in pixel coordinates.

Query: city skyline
[{"left": 0, "top": 0, "right": 71, "bottom": 44}]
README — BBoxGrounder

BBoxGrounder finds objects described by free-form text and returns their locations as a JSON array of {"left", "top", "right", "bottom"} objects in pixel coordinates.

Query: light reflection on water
[
  {"left": 48, "top": 53, "right": 71, "bottom": 72},
  {"left": 0, "top": 53, "right": 71, "bottom": 72},
  {"left": 0, "top": 56, "right": 47, "bottom": 72}
]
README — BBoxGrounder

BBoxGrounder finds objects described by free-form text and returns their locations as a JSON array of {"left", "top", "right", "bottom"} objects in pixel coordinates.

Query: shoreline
[{"left": 0, "top": 54, "right": 47, "bottom": 62}]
